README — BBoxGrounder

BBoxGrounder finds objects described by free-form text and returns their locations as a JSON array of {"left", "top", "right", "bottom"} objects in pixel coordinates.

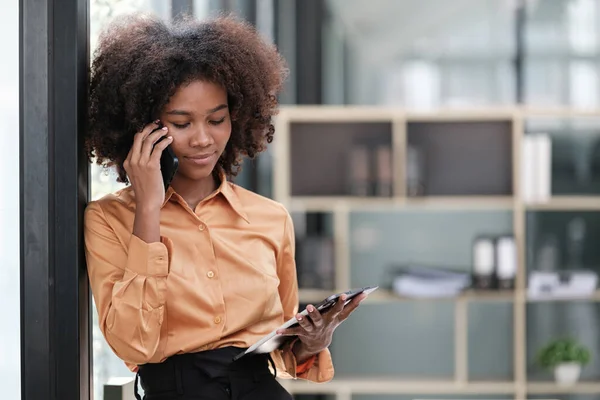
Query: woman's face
[{"left": 159, "top": 79, "right": 231, "bottom": 181}]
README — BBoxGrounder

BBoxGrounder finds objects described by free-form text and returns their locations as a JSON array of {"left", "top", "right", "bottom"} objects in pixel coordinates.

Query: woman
[{"left": 83, "top": 13, "right": 366, "bottom": 400}]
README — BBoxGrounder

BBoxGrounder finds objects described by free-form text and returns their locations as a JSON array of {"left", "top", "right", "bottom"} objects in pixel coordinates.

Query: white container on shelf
[{"left": 554, "top": 362, "right": 581, "bottom": 386}]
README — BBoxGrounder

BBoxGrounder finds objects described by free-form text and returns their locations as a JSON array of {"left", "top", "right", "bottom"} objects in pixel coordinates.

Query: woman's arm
[
  {"left": 270, "top": 210, "right": 335, "bottom": 383},
  {"left": 84, "top": 201, "right": 171, "bottom": 365}
]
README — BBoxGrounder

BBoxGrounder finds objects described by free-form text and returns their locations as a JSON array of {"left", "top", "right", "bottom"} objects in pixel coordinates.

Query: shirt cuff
[
  {"left": 272, "top": 339, "right": 335, "bottom": 383},
  {"left": 126, "top": 234, "right": 172, "bottom": 276}
]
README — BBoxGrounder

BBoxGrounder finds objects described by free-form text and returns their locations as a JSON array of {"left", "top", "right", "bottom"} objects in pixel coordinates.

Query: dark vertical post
[
  {"left": 20, "top": 0, "right": 91, "bottom": 399},
  {"left": 514, "top": 0, "right": 526, "bottom": 104},
  {"left": 295, "top": 0, "right": 323, "bottom": 104}
]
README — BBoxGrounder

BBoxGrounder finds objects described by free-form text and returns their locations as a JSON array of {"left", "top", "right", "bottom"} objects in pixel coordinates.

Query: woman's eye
[
  {"left": 172, "top": 123, "right": 190, "bottom": 129},
  {"left": 209, "top": 117, "right": 226, "bottom": 126}
]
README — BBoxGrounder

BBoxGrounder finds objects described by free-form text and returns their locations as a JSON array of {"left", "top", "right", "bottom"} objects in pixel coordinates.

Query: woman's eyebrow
[
  {"left": 165, "top": 104, "right": 227, "bottom": 116},
  {"left": 206, "top": 104, "right": 228, "bottom": 114},
  {"left": 165, "top": 109, "right": 192, "bottom": 116}
]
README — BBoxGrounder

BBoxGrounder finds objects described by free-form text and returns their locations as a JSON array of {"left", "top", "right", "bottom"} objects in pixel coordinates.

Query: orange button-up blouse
[{"left": 83, "top": 177, "right": 334, "bottom": 383}]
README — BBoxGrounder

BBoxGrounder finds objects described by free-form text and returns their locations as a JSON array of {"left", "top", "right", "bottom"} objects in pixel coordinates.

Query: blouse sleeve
[
  {"left": 84, "top": 201, "right": 172, "bottom": 365},
  {"left": 269, "top": 210, "right": 334, "bottom": 382}
]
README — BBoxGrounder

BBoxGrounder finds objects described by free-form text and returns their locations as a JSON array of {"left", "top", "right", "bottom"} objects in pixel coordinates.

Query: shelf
[
  {"left": 527, "top": 381, "right": 600, "bottom": 394},
  {"left": 287, "top": 196, "right": 514, "bottom": 212},
  {"left": 405, "top": 196, "right": 514, "bottom": 210},
  {"left": 274, "top": 106, "right": 600, "bottom": 399},
  {"left": 373, "top": 289, "right": 516, "bottom": 303},
  {"left": 405, "top": 108, "right": 517, "bottom": 121},
  {"left": 526, "top": 196, "right": 600, "bottom": 211},
  {"left": 278, "top": 105, "right": 600, "bottom": 120},
  {"left": 288, "top": 121, "right": 393, "bottom": 197},
  {"left": 280, "top": 378, "right": 516, "bottom": 395},
  {"left": 298, "top": 289, "right": 515, "bottom": 304},
  {"left": 406, "top": 120, "right": 513, "bottom": 197},
  {"left": 527, "top": 290, "right": 600, "bottom": 302},
  {"left": 288, "top": 197, "right": 403, "bottom": 212},
  {"left": 299, "top": 289, "right": 600, "bottom": 304},
  {"left": 281, "top": 378, "right": 600, "bottom": 395}
]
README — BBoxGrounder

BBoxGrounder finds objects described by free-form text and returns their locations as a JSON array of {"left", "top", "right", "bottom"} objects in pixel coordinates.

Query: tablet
[{"left": 232, "top": 286, "right": 379, "bottom": 361}]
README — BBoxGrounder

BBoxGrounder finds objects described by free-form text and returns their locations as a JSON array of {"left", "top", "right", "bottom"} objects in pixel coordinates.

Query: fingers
[
  {"left": 327, "top": 294, "right": 347, "bottom": 320},
  {"left": 306, "top": 304, "right": 324, "bottom": 328},
  {"left": 295, "top": 312, "right": 315, "bottom": 333},
  {"left": 276, "top": 327, "right": 304, "bottom": 337},
  {"left": 276, "top": 311, "right": 315, "bottom": 338},
  {"left": 140, "top": 126, "right": 169, "bottom": 162},
  {"left": 128, "top": 120, "right": 161, "bottom": 164},
  {"left": 338, "top": 293, "right": 367, "bottom": 321},
  {"left": 150, "top": 134, "right": 174, "bottom": 164}
]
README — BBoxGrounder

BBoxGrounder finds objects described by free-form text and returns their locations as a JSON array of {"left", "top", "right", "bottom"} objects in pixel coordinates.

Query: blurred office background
[
  {"left": 87, "top": 2, "right": 600, "bottom": 400},
  {"left": 6, "top": 0, "right": 600, "bottom": 399}
]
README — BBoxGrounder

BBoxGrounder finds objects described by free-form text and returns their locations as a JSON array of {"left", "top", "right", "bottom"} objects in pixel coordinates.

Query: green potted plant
[{"left": 536, "top": 337, "right": 591, "bottom": 386}]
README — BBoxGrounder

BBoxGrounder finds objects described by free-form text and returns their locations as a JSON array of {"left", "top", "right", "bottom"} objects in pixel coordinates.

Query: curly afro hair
[{"left": 86, "top": 13, "right": 288, "bottom": 183}]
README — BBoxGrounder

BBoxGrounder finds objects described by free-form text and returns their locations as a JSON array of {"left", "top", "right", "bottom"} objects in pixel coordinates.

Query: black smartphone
[
  {"left": 151, "top": 123, "right": 179, "bottom": 191},
  {"left": 159, "top": 142, "right": 179, "bottom": 191}
]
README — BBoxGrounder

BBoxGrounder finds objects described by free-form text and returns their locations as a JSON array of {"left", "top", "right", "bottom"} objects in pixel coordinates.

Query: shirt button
[
  {"left": 198, "top": 223, "right": 206, "bottom": 231},
  {"left": 207, "top": 271, "right": 215, "bottom": 279},
  {"left": 214, "top": 316, "right": 222, "bottom": 324}
]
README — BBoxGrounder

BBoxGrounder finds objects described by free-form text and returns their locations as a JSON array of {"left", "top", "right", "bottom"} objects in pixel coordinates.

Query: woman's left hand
[{"left": 276, "top": 293, "right": 368, "bottom": 361}]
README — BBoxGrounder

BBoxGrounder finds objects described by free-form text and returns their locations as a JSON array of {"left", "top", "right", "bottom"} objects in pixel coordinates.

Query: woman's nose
[{"left": 189, "top": 125, "right": 213, "bottom": 147}]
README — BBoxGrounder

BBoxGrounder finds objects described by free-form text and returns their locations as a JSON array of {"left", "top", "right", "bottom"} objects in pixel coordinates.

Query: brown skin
[
  {"left": 278, "top": 293, "right": 368, "bottom": 363},
  {"left": 126, "top": 80, "right": 231, "bottom": 243},
  {"left": 159, "top": 80, "right": 232, "bottom": 209}
]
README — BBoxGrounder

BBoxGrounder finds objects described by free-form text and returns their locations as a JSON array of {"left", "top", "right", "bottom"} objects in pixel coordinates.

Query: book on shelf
[
  {"left": 522, "top": 133, "right": 552, "bottom": 203},
  {"left": 527, "top": 270, "right": 598, "bottom": 300},
  {"left": 388, "top": 264, "right": 471, "bottom": 298},
  {"left": 347, "top": 142, "right": 393, "bottom": 197}
]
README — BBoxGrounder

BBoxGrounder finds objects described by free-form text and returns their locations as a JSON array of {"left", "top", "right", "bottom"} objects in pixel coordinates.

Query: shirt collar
[
  {"left": 162, "top": 171, "right": 249, "bottom": 223},
  {"left": 217, "top": 173, "right": 249, "bottom": 223}
]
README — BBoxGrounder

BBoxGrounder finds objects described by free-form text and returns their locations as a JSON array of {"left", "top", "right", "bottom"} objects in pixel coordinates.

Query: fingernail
[
  {"left": 162, "top": 127, "right": 168, "bottom": 131},
  {"left": 154, "top": 119, "right": 160, "bottom": 124},
  {"left": 297, "top": 316, "right": 303, "bottom": 321},
  {"left": 307, "top": 306, "right": 314, "bottom": 312},
  {"left": 167, "top": 136, "right": 173, "bottom": 140}
]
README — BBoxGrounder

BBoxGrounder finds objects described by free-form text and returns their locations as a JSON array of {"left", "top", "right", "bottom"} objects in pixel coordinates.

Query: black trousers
[{"left": 135, "top": 347, "right": 293, "bottom": 400}]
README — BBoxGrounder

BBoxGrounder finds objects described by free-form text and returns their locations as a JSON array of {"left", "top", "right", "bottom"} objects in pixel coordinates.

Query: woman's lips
[{"left": 185, "top": 152, "right": 216, "bottom": 165}]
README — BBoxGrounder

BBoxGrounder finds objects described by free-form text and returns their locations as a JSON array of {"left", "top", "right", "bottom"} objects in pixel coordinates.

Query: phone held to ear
[
  {"left": 160, "top": 143, "right": 179, "bottom": 191},
  {"left": 152, "top": 123, "right": 179, "bottom": 191}
]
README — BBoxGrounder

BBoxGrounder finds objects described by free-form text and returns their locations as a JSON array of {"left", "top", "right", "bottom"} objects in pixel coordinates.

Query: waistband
[{"left": 135, "top": 347, "right": 277, "bottom": 399}]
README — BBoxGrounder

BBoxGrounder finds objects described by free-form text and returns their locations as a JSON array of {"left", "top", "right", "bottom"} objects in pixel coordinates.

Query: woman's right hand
[{"left": 123, "top": 120, "right": 173, "bottom": 211}]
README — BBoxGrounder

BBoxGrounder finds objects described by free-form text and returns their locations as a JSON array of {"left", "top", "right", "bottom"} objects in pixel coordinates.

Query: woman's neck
[{"left": 170, "top": 173, "right": 219, "bottom": 210}]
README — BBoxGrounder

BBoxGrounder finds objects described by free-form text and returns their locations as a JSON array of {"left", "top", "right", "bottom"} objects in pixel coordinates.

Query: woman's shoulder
[
  {"left": 228, "top": 183, "right": 289, "bottom": 217},
  {"left": 85, "top": 186, "right": 136, "bottom": 220}
]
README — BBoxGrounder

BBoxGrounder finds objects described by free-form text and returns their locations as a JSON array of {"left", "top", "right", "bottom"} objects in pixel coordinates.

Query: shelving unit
[{"left": 272, "top": 106, "right": 600, "bottom": 400}]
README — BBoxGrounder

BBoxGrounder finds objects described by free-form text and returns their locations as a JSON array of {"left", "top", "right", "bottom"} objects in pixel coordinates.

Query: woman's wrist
[
  {"left": 133, "top": 206, "right": 161, "bottom": 243},
  {"left": 291, "top": 339, "right": 320, "bottom": 365}
]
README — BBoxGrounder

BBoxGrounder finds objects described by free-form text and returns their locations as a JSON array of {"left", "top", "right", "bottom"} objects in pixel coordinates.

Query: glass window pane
[
  {"left": 0, "top": 0, "right": 21, "bottom": 398},
  {"left": 524, "top": 0, "right": 600, "bottom": 107},
  {"left": 323, "top": 0, "right": 516, "bottom": 107}
]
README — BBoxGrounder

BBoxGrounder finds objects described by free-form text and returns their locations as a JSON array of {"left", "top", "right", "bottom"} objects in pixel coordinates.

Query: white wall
[{"left": 0, "top": 0, "right": 21, "bottom": 398}]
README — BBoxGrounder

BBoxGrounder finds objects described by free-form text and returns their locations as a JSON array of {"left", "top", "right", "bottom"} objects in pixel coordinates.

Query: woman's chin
[{"left": 176, "top": 166, "right": 217, "bottom": 182}]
